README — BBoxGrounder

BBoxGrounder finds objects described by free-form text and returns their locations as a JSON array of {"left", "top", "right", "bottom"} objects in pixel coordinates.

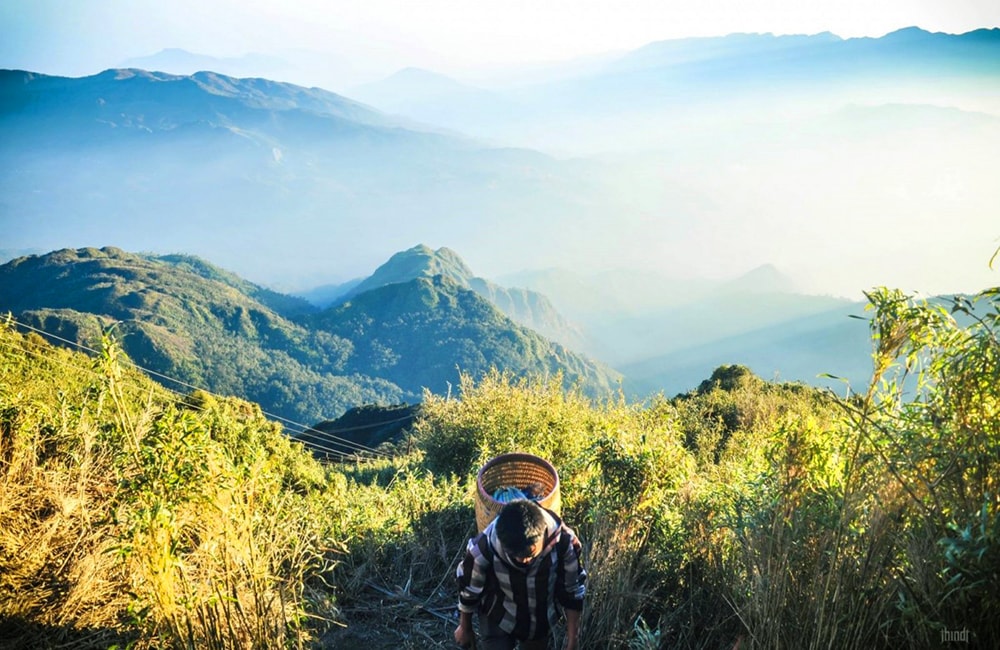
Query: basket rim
[{"left": 476, "top": 452, "right": 560, "bottom": 502}]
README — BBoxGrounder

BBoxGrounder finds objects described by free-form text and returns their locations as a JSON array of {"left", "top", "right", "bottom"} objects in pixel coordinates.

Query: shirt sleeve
[
  {"left": 456, "top": 533, "right": 491, "bottom": 613},
  {"left": 555, "top": 529, "right": 587, "bottom": 611}
]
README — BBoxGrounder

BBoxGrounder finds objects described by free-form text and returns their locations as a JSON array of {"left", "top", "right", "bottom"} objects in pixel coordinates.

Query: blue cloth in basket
[{"left": 492, "top": 486, "right": 528, "bottom": 503}]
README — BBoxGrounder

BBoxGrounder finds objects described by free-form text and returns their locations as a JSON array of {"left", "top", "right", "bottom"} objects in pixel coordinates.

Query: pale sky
[{"left": 3, "top": 0, "right": 1000, "bottom": 84}]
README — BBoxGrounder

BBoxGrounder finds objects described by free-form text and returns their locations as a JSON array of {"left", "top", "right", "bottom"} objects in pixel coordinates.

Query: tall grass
[
  {"left": 0, "top": 328, "right": 133, "bottom": 646},
  {"left": 415, "top": 370, "right": 699, "bottom": 647},
  {"left": 409, "top": 286, "right": 999, "bottom": 648},
  {"left": 677, "top": 287, "right": 1000, "bottom": 649},
  {"left": 4, "top": 283, "right": 998, "bottom": 649},
  {"left": 0, "top": 323, "right": 337, "bottom": 648}
]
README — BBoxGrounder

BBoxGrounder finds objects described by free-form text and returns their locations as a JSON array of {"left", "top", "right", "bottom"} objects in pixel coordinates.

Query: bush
[{"left": 6, "top": 282, "right": 999, "bottom": 649}]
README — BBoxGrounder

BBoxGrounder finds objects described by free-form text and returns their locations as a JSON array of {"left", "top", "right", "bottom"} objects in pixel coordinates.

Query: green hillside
[
  {"left": 156, "top": 253, "right": 319, "bottom": 319},
  {"left": 342, "top": 244, "right": 477, "bottom": 298},
  {"left": 334, "top": 244, "right": 589, "bottom": 351},
  {"left": 310, "top": 273, "right": 620, "bottom": 397},
  {"left": 0, "top": 247, "right": 618, "bottom": 424},
  {"left": 0, "top": 247, "right": 404, "bottom": 424}
]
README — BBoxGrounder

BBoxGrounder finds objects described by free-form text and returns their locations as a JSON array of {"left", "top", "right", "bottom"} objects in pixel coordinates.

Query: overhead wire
[
  {"left": 289, "top": 413, "right": 417, "bottom": 454},
  {"left": 3, "top": 317, "right": 417, "bottom": 461},
  {"left": 0, "top": 337, "right": 372, "bottom": 461},
  {"left": 0, "top": 331, "right": 364, "bottom": 462},
  {"left": 2, "top": 327, "right": 382, "bottom": 462}
]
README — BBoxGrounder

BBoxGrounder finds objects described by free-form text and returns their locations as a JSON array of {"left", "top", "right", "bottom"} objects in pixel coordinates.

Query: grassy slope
[
  {"left": 0, "top": 247, "right": 406, "bottom": 424},
  {"left": 2, "top": 284, "right": 998, "bottom": 649},
  {"left": 0, "top": 321, "right": 336, "bottom": 648},
  {"left": 0, "top": 248, "right": 620, "bottom": 426}
]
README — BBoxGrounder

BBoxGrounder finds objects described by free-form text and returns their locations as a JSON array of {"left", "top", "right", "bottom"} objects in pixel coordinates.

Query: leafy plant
[{"left": 5, "top": 278, "right": 1000, "bottom": 649}]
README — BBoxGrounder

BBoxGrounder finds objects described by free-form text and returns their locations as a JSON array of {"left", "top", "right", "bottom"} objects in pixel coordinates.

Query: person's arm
[
  {"left": 554, "top": 528, "right": 587, "bottom": 649},
  {"left": 455, "top": 533, "right": 490, "bottom": 647},
  {"left": 563, "top": 607, "right": 581, "bottom": 650},
  {"left": 454, "top": 611, "right": 475, "bottom": 648}
]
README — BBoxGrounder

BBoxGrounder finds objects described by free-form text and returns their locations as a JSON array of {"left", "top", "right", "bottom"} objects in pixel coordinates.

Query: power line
[
  {"left": 288, "top": 424, "right": 394, "bottom": 457},
  {"left": 3, "top": 317, "right": 415, "bottom": 460},
  {"left": 0, "top": 324, "right": 386, "bottom": 461}
]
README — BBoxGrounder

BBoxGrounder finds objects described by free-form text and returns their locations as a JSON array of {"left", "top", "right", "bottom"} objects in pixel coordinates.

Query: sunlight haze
[
  {"left": 2, "top": 0, "right": 999, "bottom": 299},
  {"left": 3, "top": 0, "right": 1000, "bottom": 81}
]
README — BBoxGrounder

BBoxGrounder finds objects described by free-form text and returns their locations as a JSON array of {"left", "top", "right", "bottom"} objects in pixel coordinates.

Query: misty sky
[{"left": 3, "top": 0, "right": 1000, "bottom": 84}]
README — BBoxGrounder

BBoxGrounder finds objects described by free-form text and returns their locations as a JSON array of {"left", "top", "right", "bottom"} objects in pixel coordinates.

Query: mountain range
[
  {"left": 120, "top": 48, "right": 294, "bottom": 82},
  {"left": 3, "top": 27, "right": 999, "bottom": 298},
  {"left": 0, "top": 246, "right": 620, "bottom": 426},
  {"left": 619, "top": 301, "right": 873, "bottom": 397},
  {"left": 0, "top": 240, "right": 881, "bottom": 423},
  {"left": 348, "top": 27, "right": 1000, "bottom": 152},
  {"left": 292, "top": 245, "right": 872, "bottom": 393},
  {"left": 0, "top": 66, "right": 618, "bottom": 291},
  {"left": 496, "top": 263, "right": 872, "bottom": 394},
  {"left": 322, "top": 244, "right": 587, "bottom": 351},
  {"left": 2, "top": 27, "right": 996, "bottom": 413}
]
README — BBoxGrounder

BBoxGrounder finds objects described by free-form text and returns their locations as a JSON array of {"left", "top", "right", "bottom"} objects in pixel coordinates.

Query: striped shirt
[{"left": 456, "top": 508, "right": 587, "bottom": 640}]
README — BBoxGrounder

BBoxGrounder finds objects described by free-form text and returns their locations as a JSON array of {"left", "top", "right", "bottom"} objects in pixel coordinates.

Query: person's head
[{"left": 496, "top": 499, "right": 548, "bottom": 565}]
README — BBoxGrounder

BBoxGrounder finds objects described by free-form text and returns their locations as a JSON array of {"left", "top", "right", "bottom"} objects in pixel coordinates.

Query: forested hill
[
  {"left": 0, "top": 247, "right": 619, "bottom": 424},
  {"left": 326, "top": 244, "right": 589, "bottom": 352},
  {"left": 308, "top": 273, "right": 619, "bottom": 398},
  {"left": 0, "top": 247, "right": 401, "bottom": 423}
]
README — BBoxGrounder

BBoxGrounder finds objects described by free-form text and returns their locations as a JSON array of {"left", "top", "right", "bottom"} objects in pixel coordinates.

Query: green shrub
[{"left": 6, "top": 282, "right": 1000, "bottom": 649}]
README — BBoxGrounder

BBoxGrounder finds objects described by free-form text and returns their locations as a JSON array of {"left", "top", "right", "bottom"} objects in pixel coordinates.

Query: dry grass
[
  {"left": 4, "top": 285, "right": 999, "bottom": 649},
  {"left": 0, "top": 337, "right": 134, "bottom": 647},
  {"left": 0, "top": 325, "right": 337, "bottom": 648}
]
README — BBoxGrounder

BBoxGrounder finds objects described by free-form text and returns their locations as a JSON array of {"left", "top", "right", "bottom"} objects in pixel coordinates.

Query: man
[{"left": 455, "top": 499, "right": 587, "bottom": 649}]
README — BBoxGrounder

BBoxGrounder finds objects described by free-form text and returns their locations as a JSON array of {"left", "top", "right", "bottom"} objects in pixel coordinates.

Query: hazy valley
[
  {"left": 3, "top": 27, "right": 999, "bottom": 299},
  {"left": 5, "top": 29, "right": 999, "bottom": 411}
]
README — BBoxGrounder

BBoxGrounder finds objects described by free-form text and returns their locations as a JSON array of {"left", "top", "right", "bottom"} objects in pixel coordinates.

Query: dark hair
[{"left": 495, "top": 500, "right": 547, "bottom": 555}]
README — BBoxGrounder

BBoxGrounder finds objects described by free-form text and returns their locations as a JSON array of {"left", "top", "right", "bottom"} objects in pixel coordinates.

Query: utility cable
[
  {"left": 0, "top": 331, "right": 378, "bottom": 462},
  {"left": 7, "top": 317, "right": 391, "bottom": 451},
  {"left": 3, "top": 318, "right": 415, "bottom": 459}
]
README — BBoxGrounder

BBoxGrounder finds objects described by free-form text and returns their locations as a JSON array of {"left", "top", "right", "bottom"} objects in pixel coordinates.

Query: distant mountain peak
[
  {"left": 721, "top": 263, "right": 798, "bottom": 295},
  {"left": 886, "top": 25, "right": 929, "bottom": 35},
  {"left": 342, "top": 244, "right": 475, "bottom": 300},
  {"left": 3, "top": 67, "right": 403, "bottom": 137},
  {"left": 336, "top": 246, "right": 589, "bottom": 354},
  {"left": 609, "top": 26, "right": 1000, "bottom": 77},
  {"left": 119, "top": 48, "right": 290, "bottom": 78}
]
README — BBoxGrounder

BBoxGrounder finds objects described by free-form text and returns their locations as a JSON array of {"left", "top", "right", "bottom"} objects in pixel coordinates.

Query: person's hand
[{"left": 454, "top": 620, "right": 475, "bottom": 648}]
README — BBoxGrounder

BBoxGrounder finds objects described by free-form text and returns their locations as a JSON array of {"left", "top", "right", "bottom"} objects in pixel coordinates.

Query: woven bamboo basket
[{"left": 474, "top": 453, "right": 561, "bottom": 532}]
